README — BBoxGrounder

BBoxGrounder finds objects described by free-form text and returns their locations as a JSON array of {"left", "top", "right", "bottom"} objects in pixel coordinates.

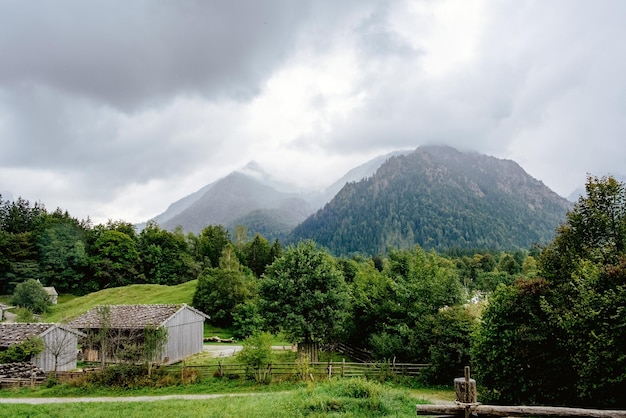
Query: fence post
[
  {"left": 342, "top": 359, "right": 345, "bottom": 378},
  {"left": 328, "top": 363, "right": 332, "bottom": 378},
  {"left": 454, "top": 366, "right": 477, "bottom": 418},
  {"left": 217, "top": 359, "right": 224, "bottom": 377}
]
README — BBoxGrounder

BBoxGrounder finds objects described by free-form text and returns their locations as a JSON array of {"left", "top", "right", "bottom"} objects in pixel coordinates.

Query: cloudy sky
[{"left": 1, "top": 0, "right": 625, "bottom": 224}]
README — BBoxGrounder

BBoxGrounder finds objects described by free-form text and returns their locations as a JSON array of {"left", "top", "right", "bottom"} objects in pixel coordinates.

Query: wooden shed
[
  {"left": 0, "top": 323, "right": 84, "bottom": 372},
  {"left": 43, "top": 287, "right": 58, "bottom": 304},
  {"left": 67, "top": 304, "right": 210, "bottom": 364}
]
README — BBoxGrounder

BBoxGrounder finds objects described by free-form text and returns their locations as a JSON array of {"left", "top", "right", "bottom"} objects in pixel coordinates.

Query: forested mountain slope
[{"left": 291, "top": 145, "right": 571, "bottom": 255}]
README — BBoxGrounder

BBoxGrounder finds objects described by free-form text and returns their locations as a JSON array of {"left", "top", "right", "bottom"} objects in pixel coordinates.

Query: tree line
[{"left": 0, "top": 197, "right": 281, "bottom": 296}]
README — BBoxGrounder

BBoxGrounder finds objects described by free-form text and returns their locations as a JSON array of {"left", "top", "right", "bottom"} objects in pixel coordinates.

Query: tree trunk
[{"left": 298, "top": 341, "right": 319, "bottom": 363}]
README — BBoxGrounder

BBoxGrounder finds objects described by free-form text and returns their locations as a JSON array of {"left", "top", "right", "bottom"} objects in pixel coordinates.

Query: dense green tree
[
  {"left": 104, "top": 219, "right": 137, "bottom": 240},
  {"left": 542, "top": 259, "right": 626, "bottom": 407},
  {"left": 540, "top": 175, "right": 626, "bottom": 407},
  {"left": 259, "top": 240, "right": 350, "bottom": 361},
  {"left": 90, "top": 229, "right": 144, "bottom": 289},
  {"left": 344, "top": 257, "right": 392, "bottom": 349},
  {"left": 232, "top": 300, "right": 264, "bottom": 340},
  {"left": 37, "top": 215, "right": 88, "bottom": 294},
  {"left": 474, "top": 175, "right": 626, "bottom": 408},
  {"left": 498, "top": 253, "right": 520, "bottom": 275},
  {"left": 198, "top": 225, "right": 231, "bottom": 268},
  {"left": 192, "top": 245, "right": 256, "bottom": 328},
  {"left": 0, "top": 231, "right": 41, "bottom": 294},
  {"left": 269, "top": 238, "right": 282, "bottom": 261},
  {"left": 11, "top": 278, "right": 51, "bottom": 314},
  {"left": 243, "top": 233, "right": 273, "bottom": 277},
  {"left": 540, "top": 175, "right": 626, "bottom": 282},
  {"left": 0, "top": 197, "right": 46, "bottom": 234},
  {"left": 137, "top": 222, "right": 199, "bottom": 285},
  {"left": 342, "top": 246, "right": 468, "bottom": 366},
  {"left": 472, "top": 279, "right": 573, "bottom": 405},
  {"left": 424, "top": 305, "right": 477, "bottom": 385}
]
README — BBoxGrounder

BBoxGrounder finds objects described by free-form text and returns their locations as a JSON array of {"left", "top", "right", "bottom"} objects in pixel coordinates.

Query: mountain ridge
[
  {"left": 290, "top": 145, "right": 572, "bottom": 255},
  {"left": 142, "top": 152, "right": 404, "bottom": 237}
]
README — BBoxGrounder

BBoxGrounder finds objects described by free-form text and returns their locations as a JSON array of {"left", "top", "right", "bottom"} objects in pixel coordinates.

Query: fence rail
[
  {"left": 416, "top": 404, "right": 626, "bottom": 417},
  {"left": 164, "top": 360, "right": 429, "bottom": 380}
]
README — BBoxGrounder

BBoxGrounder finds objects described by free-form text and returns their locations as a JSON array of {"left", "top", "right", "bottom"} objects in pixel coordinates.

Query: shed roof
[
  {"left": 0, "top": 323, "right": 85, "bottom": 347},
  {"left": 67, "top": 304, "right": 209, "bottom": 330}
]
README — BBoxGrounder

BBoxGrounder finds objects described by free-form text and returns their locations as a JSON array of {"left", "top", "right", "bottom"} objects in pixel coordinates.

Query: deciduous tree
[{"left": 259, "top": 240, "right": 350, "bottom": 361}]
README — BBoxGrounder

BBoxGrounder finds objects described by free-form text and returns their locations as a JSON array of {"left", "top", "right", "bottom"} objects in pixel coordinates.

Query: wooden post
[
  {"left": 455, "top": 366, "right": 477, "bottom": 403},
  {"left": 328, "top": 363, "right": 332, "bottom": 378},
  {"left": 342, "top": 358, "right": 345, "bottom": 378}
]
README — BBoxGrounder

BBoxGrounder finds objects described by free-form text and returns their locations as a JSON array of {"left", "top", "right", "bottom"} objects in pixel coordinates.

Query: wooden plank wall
[{"left": 163, "top": 307, "right": 205, "bottom": 364}]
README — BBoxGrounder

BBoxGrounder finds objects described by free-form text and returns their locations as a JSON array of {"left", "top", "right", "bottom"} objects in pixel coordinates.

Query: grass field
[
  {"left": 42, "top": 280, "right": 198, "bottom": 323},
  {"left": 0, "top": 378, "right": 439, "bottom": 418}
]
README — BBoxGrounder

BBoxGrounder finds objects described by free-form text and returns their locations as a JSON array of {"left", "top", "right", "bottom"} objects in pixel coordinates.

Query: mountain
[
  {"left": 160, "top": 171, "right": 312, "bottom": 237},
  {"left": 309, "top": 150, "right": 412, "bottom": 208},
  {"left": 291, "top": 145, "right": 572, "bottom": 255},
  {"left": 145, "top": 155, "right": 403, "bottom": 238}
]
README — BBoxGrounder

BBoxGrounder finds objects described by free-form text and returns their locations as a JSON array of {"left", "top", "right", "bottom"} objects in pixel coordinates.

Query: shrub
[
  {"left": 11, "top": 279, "right": 51, "bottom": 314},
  {"left": 0, "top": 336, "right": 44, "bottom": 363},
  {"left": 236, "top": 332, "right": 273, "bottom": 383}
]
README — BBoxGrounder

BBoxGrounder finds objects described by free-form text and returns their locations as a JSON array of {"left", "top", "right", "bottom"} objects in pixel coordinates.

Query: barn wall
[
  {"left": 34, "top": 328, "right": 78, "bottom": 372},
  {"left": 162, "top": 307, "right": 205, "bottom": 363}
]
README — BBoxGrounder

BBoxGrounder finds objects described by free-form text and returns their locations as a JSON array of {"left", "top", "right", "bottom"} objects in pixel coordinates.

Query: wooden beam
[{"left": 416, "top": 404, "right": 626, "bottom": 417}]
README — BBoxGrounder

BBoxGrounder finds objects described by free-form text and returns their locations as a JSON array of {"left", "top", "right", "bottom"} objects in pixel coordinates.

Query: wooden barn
[
  {"left": 67, "top": 304, "right": 210, "bottom": 364},
  {"left": 0, "top": 323, "right": 84, "bottom": 372}
]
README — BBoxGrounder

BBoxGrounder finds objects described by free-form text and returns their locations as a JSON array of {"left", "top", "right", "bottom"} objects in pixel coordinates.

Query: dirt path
[
  {"left": 202, "top": 345, "right": 293, "bottom": 357},
  {"left": 0, "top": 392, "right": 274, "bottom": 404}
]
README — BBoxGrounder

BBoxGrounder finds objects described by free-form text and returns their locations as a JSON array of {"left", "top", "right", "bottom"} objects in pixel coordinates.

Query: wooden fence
[
  {"left": 164, "top": 360, "right": 429, "bottom": 380},
  {"left": 0, "top": 376, "right": 46, "bottom": 389},
  {"left": 0, "top": 361, "right": 428, "bottom": 388}
]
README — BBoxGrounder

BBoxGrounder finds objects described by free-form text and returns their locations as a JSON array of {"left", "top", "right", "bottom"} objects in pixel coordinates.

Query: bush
[
  {"left": 0, "top": 336, "right": 44, "bottom": 363},
  {"left": 236, "top": 332, "right": 273, "bottom": 383},
  {"left": 11, "top": 279, "right": 51, "bottom": 314},
  {"left": 87, "top": 364, "right": 151, "bottom": 388}
]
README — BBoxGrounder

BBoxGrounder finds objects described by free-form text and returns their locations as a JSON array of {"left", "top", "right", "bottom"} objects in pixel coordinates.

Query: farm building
[
  {"left": 67, "top": 304, "right": 210, "bottom": 364},
  {"left": 0, "top": 323, "right": 84, "bottom": 372},
  {"left": 43, "top": 286, "right": 58, "bottom": 304}
]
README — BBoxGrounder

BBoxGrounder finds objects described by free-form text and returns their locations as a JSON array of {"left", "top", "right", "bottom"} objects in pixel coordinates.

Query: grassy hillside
[{"left": 44, "top": 280, "right": 197, "bottom": 324}]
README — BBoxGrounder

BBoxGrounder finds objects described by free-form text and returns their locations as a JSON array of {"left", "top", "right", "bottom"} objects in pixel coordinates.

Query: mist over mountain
[
  {"left": 145, "top": 154, "right": 399, "bottom": 238},
  {"left": 291, "top": 145, "right": 572, "bottom": 255}
]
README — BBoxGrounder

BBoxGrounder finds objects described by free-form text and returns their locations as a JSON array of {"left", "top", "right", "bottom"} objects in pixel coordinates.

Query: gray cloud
[
  {"left": 1, "top": 0, "right": 626, "bottom": 222},
  {"left": 0, "top": 1, "right": 307, "bottom": 110}
]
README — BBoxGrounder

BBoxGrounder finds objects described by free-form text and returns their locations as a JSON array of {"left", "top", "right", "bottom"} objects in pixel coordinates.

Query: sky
[{"left": 1, "top": 0, "right": 625, "bottom": 225}]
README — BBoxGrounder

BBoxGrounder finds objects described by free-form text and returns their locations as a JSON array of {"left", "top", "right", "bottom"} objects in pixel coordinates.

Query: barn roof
[
  {"left": 67, "top": 304, "right": 209, "bottom": 330},
  {"left": 0, "top": 323, "right": 84, "bottom": 347}
]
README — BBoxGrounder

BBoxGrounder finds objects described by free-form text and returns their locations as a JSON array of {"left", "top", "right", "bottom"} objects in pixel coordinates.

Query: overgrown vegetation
[{"left": 473, "top": 175, "right": 626, "bottom": 408}]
